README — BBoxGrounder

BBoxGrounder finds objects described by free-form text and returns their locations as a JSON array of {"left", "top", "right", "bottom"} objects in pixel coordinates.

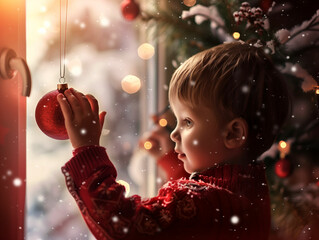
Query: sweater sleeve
[{"left": 62, "top": 146, "right": 262, "bottom": 240}]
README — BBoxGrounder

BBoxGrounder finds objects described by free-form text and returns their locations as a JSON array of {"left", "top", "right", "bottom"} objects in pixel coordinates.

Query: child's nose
[{"left": 170, "top": 127, "right": 180, "bottom": 143}]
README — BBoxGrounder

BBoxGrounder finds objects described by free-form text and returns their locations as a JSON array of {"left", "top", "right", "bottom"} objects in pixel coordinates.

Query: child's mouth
[{"left": 178, "top": 153, "right": 186, "bottom": 160}]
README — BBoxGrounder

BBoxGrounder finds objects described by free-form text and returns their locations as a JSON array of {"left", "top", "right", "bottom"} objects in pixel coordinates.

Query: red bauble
[
  {"left": 35, "top": 84, "right": 69, "bottom": 140},
  {"left": 121, "top": 0, "right": 140, "bottom": 21},
  {"left": 275, "top": 158, "right": 291, "bottom": 178}
]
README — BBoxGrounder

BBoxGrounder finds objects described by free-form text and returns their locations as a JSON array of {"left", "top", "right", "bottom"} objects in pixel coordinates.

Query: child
[{"left": 58, "top": 41, "right": 290, "bottom": 240}]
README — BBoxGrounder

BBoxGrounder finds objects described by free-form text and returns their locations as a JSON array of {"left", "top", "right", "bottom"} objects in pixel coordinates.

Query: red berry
[{"left": 275, "top": 158, "right": 291, "bottom": 178}]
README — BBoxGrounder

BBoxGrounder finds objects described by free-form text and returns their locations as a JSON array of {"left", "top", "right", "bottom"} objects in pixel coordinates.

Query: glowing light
[
  {"left": 278, "top": 140, "right": 290, "bottom": 158},
  {"left": 99, "top": 16, "right": 110, "bottom": 27},
  {"left": 291, "top": 66, "right": 297, "bottom": 72},
  {"left": 156, "top": 177, "right": 163, "bottom": 184},
  {"left": 183, "top": 0, "right": 197, "bottom": 7},
  {"left": 241, "top": 85, "right": 250, "bottom": 93},
  {"left": 233, "top": 32, "right": 240, "bottom": 40},
  {"left": 38, "top": 27, "right": 47, "bottom": 35},
  {"left": 43, "top": 21, "right": 51, "bottom": 28},
  {"left": 121, "top": 75, "right": 141, "bottom": 94},
  {"left": 80, "top": 128, "right": 87, "bottom": 135},
  {"left": 112, "top": 216, "right": 119, "bottom": 222},
  {"left": 230, "top": 215, "right": 240, "bottom": 225},
  {"left": 144, "top": 141, "right": 152, "bottom": 150},
  {"left": 40, "top": 6, "right": 47, "bottom": 13},
  {"left": 67, "top": 58, "right": 83, "bottom": 76},
  {"left": 315, "top": 86, "right": 319, "bottom": 95},
  {"left": 117, "top": 180, "right": 130, "bottom": 197},
  {"left": 37, "top": 195, "right": 45, "bottom": 202},
  {"left": 159, "top": 118, "right": 168, "bottom": 127},
  {"left": 13, "top": 178, "right": 22, "bottom": 187},
  {"left": 137, "top": 43, "right": 155, "bottom": 60},
  {"left": 279, "top": 140, "right": 287, "bottom": 149}
]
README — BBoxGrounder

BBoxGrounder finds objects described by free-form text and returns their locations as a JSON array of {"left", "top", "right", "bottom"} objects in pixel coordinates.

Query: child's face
[{"left": 170, "top": 98, "right": 227, "bottom": 173}]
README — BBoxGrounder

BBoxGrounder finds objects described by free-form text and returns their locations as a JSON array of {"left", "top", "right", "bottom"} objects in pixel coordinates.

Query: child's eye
[{"left": 183, "top": 118, "right": 193, "bottom": 127}]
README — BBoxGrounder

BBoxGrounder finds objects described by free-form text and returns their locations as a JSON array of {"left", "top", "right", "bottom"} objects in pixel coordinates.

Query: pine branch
[{"left": 140, "top": 11, "right": 219, "bottom": 46}]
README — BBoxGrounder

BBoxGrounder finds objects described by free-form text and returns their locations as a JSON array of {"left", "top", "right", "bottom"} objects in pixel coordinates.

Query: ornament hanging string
[{"left": 59, "top": 0, "right": 68, "bottom": 84}]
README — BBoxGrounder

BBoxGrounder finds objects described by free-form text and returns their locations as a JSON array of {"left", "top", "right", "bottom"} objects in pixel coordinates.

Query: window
[{"left": 26, "top": 0, "right": 149, "bottom": 238}]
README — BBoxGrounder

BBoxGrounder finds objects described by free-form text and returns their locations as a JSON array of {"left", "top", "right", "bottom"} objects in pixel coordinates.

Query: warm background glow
[
  {"left": 121, "top": 75, "right": 141, "bottom": 94},
  {"left": 137, "top": 43, "right": 155, "bottom": 60}
]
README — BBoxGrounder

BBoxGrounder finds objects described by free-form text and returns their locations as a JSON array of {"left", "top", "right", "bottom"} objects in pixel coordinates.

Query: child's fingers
[
  {"left": 57, "top": 93, "right": 73, "bottom": 122},
  {"left": 70, "top": 88, "right": 92, "bottom": 114},
  {"left": 64, "top": 89, "right": 83, "bottom": 116},
  {"left": 86, "top": 94, "right": 99, "bottom": 116},
  {"left": 99, "top": 111, "right": 106, "bottom": 130}
]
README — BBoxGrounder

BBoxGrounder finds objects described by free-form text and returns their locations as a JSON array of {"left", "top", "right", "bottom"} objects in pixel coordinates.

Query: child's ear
[{"left": 222, "top": 118, "right": 248, "bottom": 149}]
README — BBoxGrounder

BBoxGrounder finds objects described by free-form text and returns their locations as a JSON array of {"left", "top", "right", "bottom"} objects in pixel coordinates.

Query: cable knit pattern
[{"left": 62, "top": 146, "right": 270, "bottom": 240}]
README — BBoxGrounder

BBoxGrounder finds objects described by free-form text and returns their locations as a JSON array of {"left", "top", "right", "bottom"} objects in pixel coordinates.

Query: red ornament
[
  {"left": 35, "top": 84, "right": 69, "bottom": 140},
  {"left": 121, "top": 0, "right": 140, "bottom": 21},
  {"left": 275, "top": 158, "right": 291, "bottom": 178}
]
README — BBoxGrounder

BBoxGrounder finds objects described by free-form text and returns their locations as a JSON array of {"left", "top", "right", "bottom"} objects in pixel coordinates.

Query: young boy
[{"left": 58, "top": 41, "right": 290, "bottom": 240}]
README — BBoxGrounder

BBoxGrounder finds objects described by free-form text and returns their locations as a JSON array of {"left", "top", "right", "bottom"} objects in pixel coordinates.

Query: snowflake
[
  {"left": 230, "top": 215, "right": 240, "bottom": 225},
  {"left": 13, "top": 178, "right": 22, "bottom": 187}
]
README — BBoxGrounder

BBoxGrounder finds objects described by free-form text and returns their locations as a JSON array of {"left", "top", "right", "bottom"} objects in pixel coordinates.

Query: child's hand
[
  {"left": 139, "top": 125, "right": 174, "bottom": 159},
  {"left": 57, "top": 88, "right": 106, "bottom": 149}
]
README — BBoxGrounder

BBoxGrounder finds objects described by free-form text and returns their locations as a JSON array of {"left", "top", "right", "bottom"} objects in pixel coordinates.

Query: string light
[
  {"left": 183, "top": 0, "right": 196, "bottom": 7},
  {"left": 278, "top": 140, "right": 290, "bottom": 158},
  {"left": 138, "top": 43, "right": 155, "bottom": 60},
  {"left": 159, "top": 118, "right": 168, "bottom": 127},
  {"left": 121, "top": 75, "right": 141, "bottom": 94},
  {"left": 144, "top": 141, "right": 152, "bottom": 150},
  {"left": 314, "top": 86, "right": 319, "bottom": 95},
  {"left": 116, "top": 180, "right": 130, "bottom": 197},
  {"left": 279, "top": 140, "right": 287, "bottom": 149},
  {"left": 233, "top": 32, "right": 240, "bottom": 40}
]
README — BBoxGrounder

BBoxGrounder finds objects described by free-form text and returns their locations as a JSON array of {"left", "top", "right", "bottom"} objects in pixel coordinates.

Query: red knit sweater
[{"left": 62, "top": 146, "right": 271, "bottom": 240}]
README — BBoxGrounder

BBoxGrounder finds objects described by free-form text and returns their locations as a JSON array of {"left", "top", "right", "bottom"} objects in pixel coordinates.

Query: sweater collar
[{"left": 189, "top": 162, "right": 265, "bottom": 182}]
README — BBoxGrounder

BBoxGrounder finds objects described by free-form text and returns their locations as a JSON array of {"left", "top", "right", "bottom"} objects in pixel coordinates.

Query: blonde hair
[{"left": 169, "top": 41, "right": 290, "bottom": 156}]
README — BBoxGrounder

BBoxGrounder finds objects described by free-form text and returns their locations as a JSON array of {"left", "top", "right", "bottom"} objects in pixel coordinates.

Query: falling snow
[
  {"left": 80, "top": 129, "right": 87, "bottom": 135},
  {"left": 241, "top": 85, "right": 250, "bottom": 93},
  {"left": 230, "top": 215, "right": 240, "bottom": 225},
  {"left": 13, "top": 178, "right": 22, "bottom": 187}
]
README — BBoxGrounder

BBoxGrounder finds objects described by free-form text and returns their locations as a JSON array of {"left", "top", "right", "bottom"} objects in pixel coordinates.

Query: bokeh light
[
  {"left": 279, "top": 140, "right": 287, "bottom": 149},
  {"left": 121, "top": 75, "right": 141, "bottom": 94},
  {"left": 67, "top": 58, "right": 83, "bottom": 76},
  {"left": 137, "top": 43, "right": 155, "bottom": 60},
  {"left": 144, "top": 141, "right": 152, "bottom": 150},
  {"left": 183, "top": 0, "right": 196, "bottom": 7},
  {"left": 159, "top": 118, "right": 168, "bottom": 127},
  {"left": 233, "top": 32, "right": 240, "bottom": 40}
]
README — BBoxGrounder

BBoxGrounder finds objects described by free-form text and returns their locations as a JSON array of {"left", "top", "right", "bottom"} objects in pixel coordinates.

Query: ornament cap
[{"left": 57, "top": 83, "right": 68, "bottom": 93}]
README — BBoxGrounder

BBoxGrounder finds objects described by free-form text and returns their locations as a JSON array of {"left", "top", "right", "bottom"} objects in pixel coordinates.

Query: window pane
[{"left": 26, "top": 0, "right": 143, "bottom": 239}]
